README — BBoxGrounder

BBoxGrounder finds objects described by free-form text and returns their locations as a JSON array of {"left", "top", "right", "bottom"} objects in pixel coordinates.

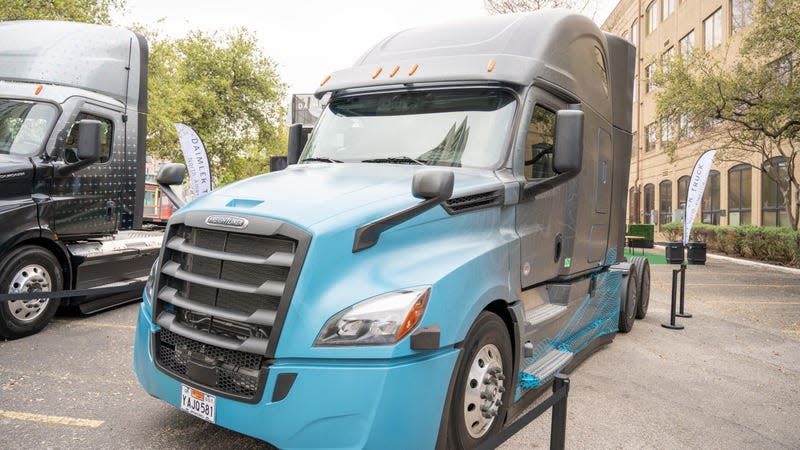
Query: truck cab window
[
  {"left": 0, "top": 99, "right": 57, "bottom": 156},
  {"left": 524, "top": 106, "right": 557, "bottom": 180},
  {"left": 65, "top": 113, "right": 113, "bottom": 163}
]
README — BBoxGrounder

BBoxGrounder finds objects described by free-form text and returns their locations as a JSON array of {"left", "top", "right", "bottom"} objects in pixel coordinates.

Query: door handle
[{"left": 106, "top": 200, "right": 116, "bottom": 219}]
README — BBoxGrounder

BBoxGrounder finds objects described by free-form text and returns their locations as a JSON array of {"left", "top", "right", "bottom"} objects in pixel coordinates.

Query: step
[
  {"left": 519, "top": 349, "right": 573, "bottom": 389},
  {"left": 525, "top": 303, "right": 568, "bottom": 327}
]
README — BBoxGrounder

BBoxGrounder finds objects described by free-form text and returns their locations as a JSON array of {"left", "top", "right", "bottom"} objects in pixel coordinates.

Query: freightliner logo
[{"left": 205, "top": 215, "right": 248, "bottom": 229}]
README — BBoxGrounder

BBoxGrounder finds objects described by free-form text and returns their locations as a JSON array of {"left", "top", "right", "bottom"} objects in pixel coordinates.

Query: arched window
[
  {"left": 702, "top": 170, "right": 720, "bottom": 224},
  {"left": 728, "top": 164, "right": 751, "bottom": 225},
  {"left": 659, "top": 180, "right": 672, "bottom": 224},
  {"left": 629, "top": 186, "right": 639, "bottom": 223},
  {"left": 761, "top": 157, "right": 790, "bottom": 227},
  {"left": 643, "top": 183, "right": 655, "bottom": 224},
  {"left": 677, "top": 175, "right": 690, "bottom": 210}
]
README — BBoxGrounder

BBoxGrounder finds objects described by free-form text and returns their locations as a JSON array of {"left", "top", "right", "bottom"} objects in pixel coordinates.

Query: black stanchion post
[
  {"left": 676, "top": 263, "right": 692, "bottom": 318},
  {"left": 662, "top": 268, "right": 684, "bottom": 330},
  {"left": 550, "top": 374, "right": 569, "bottom": 450}
]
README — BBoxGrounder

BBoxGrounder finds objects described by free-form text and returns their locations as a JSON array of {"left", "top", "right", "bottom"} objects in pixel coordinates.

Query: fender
[{"left": 0, "top": 227, "right": 73, "bottom": 292}]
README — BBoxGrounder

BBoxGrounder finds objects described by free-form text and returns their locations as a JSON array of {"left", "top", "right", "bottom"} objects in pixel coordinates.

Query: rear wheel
[
  {"left": 630, "top": 257, "right": 651, "bottom": 319},
  {"left": 0, "top": 246, "right": 63, "bottom": 339},
  {"left": 447, "top": 311, "right": 513, "bottom": 449},
  {"left": 618, "top": 268, "right": 638, "bottom": 333}
]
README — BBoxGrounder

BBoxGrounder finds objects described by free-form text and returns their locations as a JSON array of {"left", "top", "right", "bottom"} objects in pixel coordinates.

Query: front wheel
[
  {"left": 0, "top": 246, "right": 63, "bottom": 339},
  {"left": 447, "top": 311, "right": 513, "bottom": 449}
]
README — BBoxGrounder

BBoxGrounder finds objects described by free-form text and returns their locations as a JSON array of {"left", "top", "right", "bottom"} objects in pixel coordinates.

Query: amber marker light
[
  {"left": 34, "top": 84, "right": 43, "bottom": 95},
  {"left": 408, "top": 63, "right": 419, "bottom": 76},
  {"left": 487, "top": 59, "right": 496, "bottom": 73},
  {"left": 320, "top": 74, "right": 331, "bottom": 87},
  {"left": 395, "top": 289, "right": 430, "bottom": 341},
  {"left": 389, "top": 65, "right": 400, "bottom": 77},
  {"left": 371, "top": 67, "right": 383, "bottom": 79}
]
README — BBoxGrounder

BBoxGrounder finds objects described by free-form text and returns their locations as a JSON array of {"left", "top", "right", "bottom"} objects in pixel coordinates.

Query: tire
[
  {"left": 618, "top": 268, "right": 638, "bottom": 333},
  {"left": 630, "top": 257, "right": 651, "bottom": 319},
  {"left": 0, "top": 246, "right": 63, "bottom": 339},
  {"left": 447, "top": 311, "right": 513, "bottom": 449}
]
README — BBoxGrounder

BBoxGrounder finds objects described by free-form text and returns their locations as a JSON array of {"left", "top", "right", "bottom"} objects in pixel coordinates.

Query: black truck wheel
[
  {"left": 630, "top": 257, "right": 651, "bottom": 319},
  {"left": 618, "top": 268, "right": 638, "bottom": 333},
  {"left": 447, "top": 311, "right": 513, "bottom": 449},
  {"left": 0, "top": 246, "right": 63, "bottom": 339}
]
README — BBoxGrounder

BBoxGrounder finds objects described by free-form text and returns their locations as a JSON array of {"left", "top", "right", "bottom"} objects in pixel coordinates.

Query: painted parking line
[
  {"left": 706, "top": 301, "right": 800, "bottom": 305},
  {"left": 52, "top": 319, "right": 135, "bottom": 330},
  {"left": 653, "top": 283, "right": 800, "bottom": 289},
  {"left": 0, "top": 409, "right": 104, "bottom": 428}
]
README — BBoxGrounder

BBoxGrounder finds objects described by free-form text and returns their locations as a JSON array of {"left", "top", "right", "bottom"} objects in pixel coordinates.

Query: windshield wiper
[
  {"left": 301, "top": 157, "right": 342, "bottom": 163},
  {"left": 360, "top": 156, "right": 428, "bottom": 166}
]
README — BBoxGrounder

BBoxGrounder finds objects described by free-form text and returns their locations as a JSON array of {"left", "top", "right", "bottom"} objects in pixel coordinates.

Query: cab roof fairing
[{"left": 314, "top": 10, "right": 616, "bottom": 123}]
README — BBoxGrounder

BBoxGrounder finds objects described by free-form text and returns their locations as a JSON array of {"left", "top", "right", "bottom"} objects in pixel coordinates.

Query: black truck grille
[{"left": 153, "top": 217, "right": 309, "bottom": 402}]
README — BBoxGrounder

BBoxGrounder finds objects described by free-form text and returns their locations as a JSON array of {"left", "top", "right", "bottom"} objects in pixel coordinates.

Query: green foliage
[
  {"left": 653, "top": 0, "right": 800, "bottom": 230},
  {"left": 660, "top": 222, "right": 800, "bottom": 267},
  {"left": 627, "top": 223, "right": 654, "bottom": 241},
  {"left": 142, "top": 28, "right": 287, "bottom": 187},
  {"left": 0, "top": 0, "right": 124, "bottom": 23}
]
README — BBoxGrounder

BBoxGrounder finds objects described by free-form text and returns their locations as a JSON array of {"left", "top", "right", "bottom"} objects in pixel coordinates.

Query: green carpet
[{"left": 624, "top": 248, "right": 668, "bottom": 264}]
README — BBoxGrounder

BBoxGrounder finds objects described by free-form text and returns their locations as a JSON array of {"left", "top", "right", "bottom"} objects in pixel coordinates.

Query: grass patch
[{"left": 624, "top": 248, "right": 668, "bottom": 265}]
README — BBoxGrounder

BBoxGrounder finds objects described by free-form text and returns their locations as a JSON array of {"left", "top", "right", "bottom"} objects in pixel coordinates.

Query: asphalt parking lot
[{"left": 1, "top": 256, "right": 798, "bottom": 449}]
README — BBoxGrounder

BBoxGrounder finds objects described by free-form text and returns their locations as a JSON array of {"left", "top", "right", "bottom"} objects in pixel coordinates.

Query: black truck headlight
[
  {"left": 144, "top": 258, "right": 159, "bottom": 307},
  {"left": 315, "top": 287, "right": 430, "bottom": 346}
]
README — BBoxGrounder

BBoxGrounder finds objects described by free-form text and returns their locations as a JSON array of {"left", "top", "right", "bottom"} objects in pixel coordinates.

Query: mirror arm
[
  {"left": 158, "top": 183, "right": 186, "bottom": 209},
  {"left": 352, "top": 197, "right": 441, "bottom": 253},
  {"left": 55, "top": 156, "right": 97, "bottom": 176},
  {"left": 520, "top": 170, "right": 580, "bottom": 201}
]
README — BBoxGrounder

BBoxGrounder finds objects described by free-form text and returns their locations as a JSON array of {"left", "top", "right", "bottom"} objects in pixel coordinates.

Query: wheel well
[
  {"left": 483, "top": 299, "right": 517, "bottom": 368},
  {"left": 9, "top": 238, "right": 71, "bottom": 290}
]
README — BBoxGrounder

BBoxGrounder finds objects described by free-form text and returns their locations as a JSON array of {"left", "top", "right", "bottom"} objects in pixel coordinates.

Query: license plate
[{"left": 180, "top": 385, "right": 216, "bottom": 423}]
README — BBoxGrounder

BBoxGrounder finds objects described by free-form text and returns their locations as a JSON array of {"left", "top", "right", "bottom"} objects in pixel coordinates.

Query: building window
[
  {"left": 704, "top": 8, "right": 724, "bottom": 51},
  {"left": 702, "top": 170, "right": 721, "bottom": 224},
  {"left": 679, "top": 30, "right": 695, "bottom": 55},
  {"left": 645, "top": 63, "right": 656, "bottom": 92},
  {"left": 677, "top": 175, "right": 690, "bottom": 211},
  {"left": 631, "top": 20, "right": 639, "bottom": 46},
  {"left": 662, "top": 0, "right": 675, "bottom": 20},
  {"left": 524, "top": 106, "right": 557, "bottom": 181},
  {"left": 769, "top": 54, "right": 793, "bottom": 85},
  {"left": 660, "top": 120, "right": 674, "bottom": 146},
  {"left": 679, "top": 113, "right": 695, "bottom": 139},
  {"left": 659, "top": 180, "right": 673, "bottom": 224},
  {"left": 728, "top": 163, "right": 752, "bottom": 225},
  {"left": 629, "top": 186, "right": 640, "bottom": 223},
  {"left": 731, "top": 0, "right": 754, "bottom": 34},
  {"left": 646, "top": 122, "right": 657, "bottom": 152},
  {"left": 761, "top": 157, "right": 790, "bottom": 227},
  {"left": 644, "top": 183, "right": 655, "bottom": 223},
  {"left": 646, "top": 1, "right": 658, "bottom": 34},
  {"left": 662, "top": 46, "right": 675, "bottom": 63}
]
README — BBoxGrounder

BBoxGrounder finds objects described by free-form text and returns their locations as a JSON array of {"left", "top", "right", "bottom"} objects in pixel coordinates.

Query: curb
[{"left": 653, "top": 244, "right": 800, "bottom": 275}]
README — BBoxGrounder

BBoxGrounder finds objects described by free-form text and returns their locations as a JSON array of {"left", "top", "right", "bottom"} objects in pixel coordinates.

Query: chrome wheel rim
[
  {"left": 463, "top": 343, "right": 505, "bottom": 439},
  {"left": 7, "top": 264, "right": 52, "bottom": 322}
]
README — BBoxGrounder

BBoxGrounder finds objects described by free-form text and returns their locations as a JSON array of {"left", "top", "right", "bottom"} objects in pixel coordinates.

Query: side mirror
[
  {"left": 77, "top": 120, "right": 102, "bottom": 161},
  {"left": 412, "top": 169, "right": 454, "bottom": 200},
  {"left": 287, "top": 123, "right": 303, "bottom": 165},
  {"left": 552, "top": 110, "right": 584, "bottom": 174},
  {"left": 157, "top": 163, "right": 187, "bottom": 208}
]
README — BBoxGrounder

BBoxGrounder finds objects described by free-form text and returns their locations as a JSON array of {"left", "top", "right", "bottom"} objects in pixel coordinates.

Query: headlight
[
  {"left": 144, "top": 257, "right": 160, "bottom": 306},
  {"left": 315, "top": 286, "right": 431, "bottom": 346}
]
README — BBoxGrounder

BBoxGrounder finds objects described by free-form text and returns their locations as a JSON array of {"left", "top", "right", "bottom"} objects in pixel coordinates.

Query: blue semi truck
[{"left": 134, "top": 10, "right": 650, "bottom": 449}]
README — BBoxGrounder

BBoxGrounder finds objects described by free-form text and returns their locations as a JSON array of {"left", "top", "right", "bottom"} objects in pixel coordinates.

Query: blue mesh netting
[{"left": 516, "top": 248, "right": 621, "bottom": 396}]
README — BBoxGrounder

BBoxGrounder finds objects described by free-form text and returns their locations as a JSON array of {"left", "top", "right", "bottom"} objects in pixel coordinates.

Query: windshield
[
  {"left": 0, "top": 99, "right": 58, "bottom": 156},
  {"left": 301, "top": 89, "right": 517, "bottom": 168}
]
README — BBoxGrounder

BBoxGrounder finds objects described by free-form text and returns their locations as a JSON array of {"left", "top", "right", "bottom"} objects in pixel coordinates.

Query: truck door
[{"left": 50, "top": 105, "right": 122, "bottom": 238}]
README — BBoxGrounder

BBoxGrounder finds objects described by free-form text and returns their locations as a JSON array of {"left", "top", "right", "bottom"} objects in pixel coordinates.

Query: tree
[
  {"left": 0, "top": 0, "right": 124, "bottom": 24},
  {"left": 483, "top": 0, "right": 597, "bottom": 18},
  {"left": 143, "top": 28, "right": 287, "bottom": 186},
  {"left": 654, "top": 0, "right": 800, "bottom": 230}
]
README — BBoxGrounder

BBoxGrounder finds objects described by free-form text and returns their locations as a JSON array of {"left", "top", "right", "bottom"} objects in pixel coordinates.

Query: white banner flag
[
  {"left": 683, "top": 150, "right": 716, "bottom": 245},
  {"left": 175, "top": 123, "right": 212, "bottom": 197}
]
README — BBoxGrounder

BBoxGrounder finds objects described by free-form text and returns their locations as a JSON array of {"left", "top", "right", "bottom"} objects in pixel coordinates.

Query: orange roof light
[
  {"left": 34, "top": 84, "right": 43, "bottom": 95},
  {"left": 320, "top": 74, "right": 331, "bottom": 87},
  {"left": 408, "top": 63, "right": 419, "bottom": 76},
  {"left": 389, "top": 65, "right": 400, "bottom": 77},
  {"left": 371, "top": 67, "right": 383, "bottom": 79},
  {"left": 487, "top": 59, "right": 496, "bottom": 73}
]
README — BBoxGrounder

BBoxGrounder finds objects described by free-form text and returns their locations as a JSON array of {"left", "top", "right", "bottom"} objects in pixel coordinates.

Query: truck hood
[
  {"left": 0, "top": 153, "right": 34, "bottom": 201},
  {"left": 183, "top": 163, "right": 504, "bottom": 232}
]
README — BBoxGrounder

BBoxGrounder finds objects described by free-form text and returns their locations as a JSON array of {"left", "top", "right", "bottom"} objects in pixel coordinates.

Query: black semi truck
[{"left": 0, "top": 21, "right": 169, "bottom": 338}]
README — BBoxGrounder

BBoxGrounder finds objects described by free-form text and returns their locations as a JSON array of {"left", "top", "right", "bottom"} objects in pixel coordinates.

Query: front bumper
[{"left": 133, "top": 304, "right": 459, "bottom": 449}]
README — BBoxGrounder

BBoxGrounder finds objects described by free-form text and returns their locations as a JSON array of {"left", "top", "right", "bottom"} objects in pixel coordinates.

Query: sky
[{"left": 112, "top": 0, "right": 616, "bottom": 111}]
